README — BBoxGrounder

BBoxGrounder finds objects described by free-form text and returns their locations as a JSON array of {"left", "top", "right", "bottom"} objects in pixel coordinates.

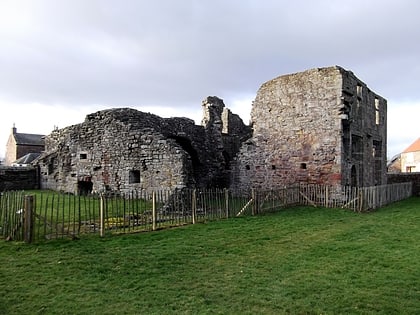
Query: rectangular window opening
[
  {"left": 375, "top": 98, "right": 380, "bottom": 125},
  {"left": 357, "top": 84, "right": 363, "bottom": 99},
  {"left": 129, "top": 170, "right": 141, "bottom": 184}
]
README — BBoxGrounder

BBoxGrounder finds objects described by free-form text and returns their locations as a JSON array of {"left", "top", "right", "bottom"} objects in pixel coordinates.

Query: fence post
[
  {"left": 252, "top": 188, "right": 256, "bottom": 216},
  {"left": 192, "top": 189, "right": 197, "bottom": 224},
  {"left": 358, "top": 188, "right": 364, "bottom": 212},
  {"left": 24, "top": 195, "right": 34, "bottom": 243},
  {"left": 152, "top": 191, "right": 157, "bottom": 231},
  {"left": 99, "top": 194, "right": 105, "bottom": 237},
  {"left": 325, "top": 186, "right": 329, "bottom": 208},
  {"left": 224, "top": 188, "right": 229, "bottom": 219}
]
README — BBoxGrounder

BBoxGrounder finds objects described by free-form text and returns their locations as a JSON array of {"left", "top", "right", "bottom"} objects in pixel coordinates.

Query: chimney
[{"left": 12, "top": 123, "right": 16, "bottom": 135}]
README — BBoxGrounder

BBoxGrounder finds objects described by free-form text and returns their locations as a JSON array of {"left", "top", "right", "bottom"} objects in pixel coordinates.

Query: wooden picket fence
[{"left": 0, "top": 182, "right": 413, "bottom": 243}]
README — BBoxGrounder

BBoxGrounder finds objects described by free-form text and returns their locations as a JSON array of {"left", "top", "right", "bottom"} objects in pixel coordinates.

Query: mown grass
[{"left": 0, "top": 197, "right": 419, "bottom": 314}]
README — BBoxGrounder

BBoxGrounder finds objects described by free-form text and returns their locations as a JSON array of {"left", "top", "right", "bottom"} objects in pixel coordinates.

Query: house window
[
  {"left": 406, "top": 166, "right": 415, "bottom": 173},
  {"left": 80, "top": 153, "right": 88, "bottom": 160},
  {"left": 300, "top": 163, "right": 307, "bottom": 170},
  {"left": 129, "top": 170, "right": 141, "bottom": 184}
]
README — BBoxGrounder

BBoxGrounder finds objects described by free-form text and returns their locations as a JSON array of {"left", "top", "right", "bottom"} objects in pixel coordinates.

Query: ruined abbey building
[
  {"left": 36, "top": 66, "right": 387, "bottom": 194},
  {"left": 230, "top": 66, "right": 387, "bottom": 191},
  {"left": 36, "top": 97, "right": 251, "bottom": 194}
]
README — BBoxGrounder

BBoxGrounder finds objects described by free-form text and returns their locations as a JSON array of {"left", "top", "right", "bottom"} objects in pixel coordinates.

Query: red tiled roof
[{"left": 403, "top": 138, "right": 420, "bottom": 153}]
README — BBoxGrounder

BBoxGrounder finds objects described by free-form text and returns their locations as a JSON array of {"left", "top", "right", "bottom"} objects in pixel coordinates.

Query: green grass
[{"left": 0, "top": 197, "right": 419, "bottom": 314}]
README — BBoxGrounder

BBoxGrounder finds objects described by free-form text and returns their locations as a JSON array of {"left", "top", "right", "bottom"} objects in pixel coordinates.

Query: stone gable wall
[{"left": 230, "top": 66, "right": 387, "bottom": 191}]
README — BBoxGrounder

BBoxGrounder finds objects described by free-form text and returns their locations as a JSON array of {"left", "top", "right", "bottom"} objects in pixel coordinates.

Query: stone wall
[
  {"left": 37, "top": 98, "right": 250, "bottom": 194},
  {"left": 230, "top": 66, "right": 387, "bottom": 191},
  {"left": 0, "top": 167, "right": 38, "bottom": 191},
  {"left": 388, "top": 173, "right": 420, "bottom": 196}
]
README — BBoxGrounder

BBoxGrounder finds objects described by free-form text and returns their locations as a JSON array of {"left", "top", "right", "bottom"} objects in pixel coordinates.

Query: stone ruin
[
  {"left": 36, "top": 66, "right": 388, "bottom": 194},
  {"left": 230, "top": 66, "right": 387, "bottom": 191},
  {"left": 36, "top": 97, "right": 251, "bottom": 194}
]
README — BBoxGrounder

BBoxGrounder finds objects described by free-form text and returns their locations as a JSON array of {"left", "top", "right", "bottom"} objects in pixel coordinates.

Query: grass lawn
[{"left": 0, "top": 197, "right": 419, "bottom": 314}]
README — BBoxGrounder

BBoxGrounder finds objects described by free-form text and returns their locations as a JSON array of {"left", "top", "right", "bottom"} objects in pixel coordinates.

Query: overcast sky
[{"left": 1, "top": 0, "right": 419, "bottom": 160}]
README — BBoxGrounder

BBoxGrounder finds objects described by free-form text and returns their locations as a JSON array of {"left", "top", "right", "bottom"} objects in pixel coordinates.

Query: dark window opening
[
  {"left": 129, "top": 170, "right": 141, "bottom": 184},
  {"left": 357, "top": 84, "right": 363, "bottom": 99},
  {"left": 168, "top": 135, "right": 201, "bottom": 178},
  {"left": 80, "top": 153, "right": 88, "bottom": 160},
  {"left": 375, "top": 98, "right": 380, "bottom": 125},
  {"left": 373, "top": 140, "right": 382, "bottom": 158},
  {"left": 48, "top": 157, "right": 56, "bottom": 175},
  {"left": 351, "top": 135, "right": 363, "bottom": 162},
  {"left": 271, "top": 165, "right": 276, "bottom": 170},
  {"left": 245, "top": 165, "right": 250, "bottom": 170},
  {"left": 300, "top": 163, "right": 307, "bottom": 169},
  {"left": 351, "top": 165, "right": 358, "bottom": 187},
  {"left": 78, "top": 177, "right": 93, "bottom": 195}
]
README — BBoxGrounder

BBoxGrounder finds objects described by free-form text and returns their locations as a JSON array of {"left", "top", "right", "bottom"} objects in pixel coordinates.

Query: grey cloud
[{"left": 1, "top": 0, "right": 420, "bottom": 110}]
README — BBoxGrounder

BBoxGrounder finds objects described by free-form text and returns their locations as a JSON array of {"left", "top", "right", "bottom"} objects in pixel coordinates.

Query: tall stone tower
[{"left": 231, "top": 66, "right": 387, "bottom": 191}]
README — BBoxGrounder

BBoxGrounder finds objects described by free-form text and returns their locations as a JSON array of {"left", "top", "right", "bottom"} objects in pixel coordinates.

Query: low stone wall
[
  {"left": 0, "top": 167, "right": 38, "bottom": 191},
  {"left": 387, "top": 173, "right": 420, "bottom": 196}
]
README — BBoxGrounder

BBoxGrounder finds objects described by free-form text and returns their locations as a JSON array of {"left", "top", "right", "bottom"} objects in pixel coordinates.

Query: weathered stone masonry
[
  {"left": 231, "top": 66, "right": 387, "bottom": 191},
  {"left": 37, "top": 97, "right": 251, "bottom": 194},
  {"left": 35, "top": 66, "right": 388, "bottom": 194}
]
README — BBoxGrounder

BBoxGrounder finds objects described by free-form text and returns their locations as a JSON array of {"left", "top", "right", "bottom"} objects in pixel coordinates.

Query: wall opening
[
  {"left": 129, "top": 170, "right": 141, "bottom": 184},
  {"left": 48, "top": 157, "right": 56, "bottom": 175},
  {"left": 78, "top": 177, "right": 93, "bottom": 195},
  {"left": 351, "top": 135, "right": 364, "bottom": 185},
  {"left": 357, "top": 84, "right": 363, "bottom": 99},
  {"left": 300, "top": 163, "right": 307, "bottom": 170},
  {"left": 168, "top": 135, "right": 201, "bottom": 177},
  {"left": 351, "top": 165, "right": 358, "bottom": 187},
  {"left": 375, "top": 98, "right": 380, "bottom": 125}
]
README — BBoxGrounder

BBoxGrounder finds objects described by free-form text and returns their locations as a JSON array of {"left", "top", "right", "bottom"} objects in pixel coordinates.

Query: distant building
[
  {"left": 401, "top": 138, "right": 420, "bottom": 173},
  {"left": 11, "top": 152, "right": 42, "bottom": 167},
  {"left": 4, "top": 126, "right": 45, "bottom": 166},
  {"left": 387, "top": 153, "right": 401, "bottom": 173}
]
